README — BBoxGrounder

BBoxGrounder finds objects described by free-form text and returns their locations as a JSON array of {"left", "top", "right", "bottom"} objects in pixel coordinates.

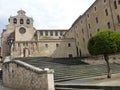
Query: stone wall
[
  {"left": 12, "top": 38, "right": 77, "bottom": 58},
  {"left": 64, "top": 0, "right": 120, "bottom": 57},
  {"left": 81, "top": 54, "right": 120, "bottom": 65},
  {"left": 2, "top": 60, "right": 54, "bottom": 90}
]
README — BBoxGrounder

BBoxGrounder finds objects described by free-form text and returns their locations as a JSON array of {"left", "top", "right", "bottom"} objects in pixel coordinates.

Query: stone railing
[{"left": 2, "top": 60, "right": 54, "bottom": 90}]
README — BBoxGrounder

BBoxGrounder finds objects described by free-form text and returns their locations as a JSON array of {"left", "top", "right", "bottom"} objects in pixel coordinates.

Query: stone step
[{"left": 18, "top": 58, "right": 120, "bottom": 83}]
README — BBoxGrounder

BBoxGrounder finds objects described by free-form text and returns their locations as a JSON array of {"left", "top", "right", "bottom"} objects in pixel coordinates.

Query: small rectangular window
[
  {"left": 90, "top": 34, "right": 92, "bottom": 38},
  {"left": 60, "top": 31, "right": 63, "bottom": 36},
  {"left": 94, "top": 7, "right": 96, "bottom": 11},
  {"left": 56, "top": 44, "right": 59, "bottom": 47},
  {"left": 117, "top": 15, "right": 120, "bottom": 23},
  {"left": 83, "top": 38, "right": 85, "bottom": 42},
  {"left": 50, "top": 31, "right": 53, "bottom": 36},
  {"left": 88, "top": 24, "right": 91, "bottom": 29},
  {"left": 45, "top": 31, "right": 48, "bottom": 36},
  {"left": 68, "top": 43, "right": 71, "bottom": 47},
  {"left": 88, "top": 14, "right": 89, "bottom": 18},
  {"left": 105, "top": 9, "right": 108, "bottom": 16},
  {"left": 96, "top": 17, "right": 98, "bottom": 23},
  {"left": 55, "top": 31, "right": 58, "bottom": 36},
  {"left": 40, "top": 31, "right": 43, "bottom": 36},
  {"left": 107, "top": 22, "right": 111, "bottom": 29},
  {"left": 114, "top": 1, "right": 117, "bottom": 9},
  {"left": 81, "top": 20, "right": 83, "bottom": 24},
  {"left": 45, "top": 44, "right": 48, "bottom": 48},
  {"left": 118, "top": 0, "right": 120, "bottom": 5},
  {"left": 97, "top": 28, "right": 100, "bottom": 32},
  {"left": 82, "top": 29, "right": 84, "bottom": 34}
]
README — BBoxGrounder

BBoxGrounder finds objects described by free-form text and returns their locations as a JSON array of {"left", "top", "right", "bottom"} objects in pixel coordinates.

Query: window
[
  {"left": 97, "top": 28, "right": 100, "bottom": 32},
  {"left": 90, "top": 33, "right": 92, "bottom": 37},
  {"left": 117, "top": 15, "right": 120, "bottom": 23},
  {"left": 55, "top": 31, "right": 58, "bottom": 36},
  {"left": 119, "top": 0, "right": 120, "bottom": 4},
  {"left": 104, "top": 0, "right": 106, "bottom": 3},
  {"left": 105, "top": 9, "right": 108, "bottom": 16},
  {"left": 60, "top": 31, "right": 63, "bottom": 36},
  {"left": 50, "top": 31, "right": 53, "bottom": 36},
  {"left": 88, "top": 24, "right": 91, "bottom": 29},
  {"left": 45, "top": 44, "right": 48, "bottom": 48},
  {"left": 82, "top": 29, "right": 84, "bottom": 34},
  {"left": 83, "top": 38, "right": 85, "bottom": 42},
  {"left": 45, "top": 31, "right": 48, "bottom": 36},
  {"left": 107, "top": 22, "right": 111, "bottom": 29},
  {"left": 26, "top": 19, "right": 30, "bottom": 24},
  {"left": 20, "top": 19, "right": 24, "bottom": 24},
  {"left": 13, "top": 18, "right": 17, "bottom": 24},
  {"left": 40, "top": 31, "right": 43, "bottom": 36},
  {"left": 69, "top": 54, "right": 73, "bottom": 58},
  {"left": 96, "top": 17, "right": 98, "bottom": 23},
  {"left": 114, "top": 1, "right": 117, "bottom": 9},
  {"left": 94, "top": 7, "right": 96, "bottom": 11},
  {"left": 88, "top": 14, "right": 89, "bottom": 17},
  {"left": 68, "top": 43, "right": 71, "bottom": 47},
  {"left": 81, "top": 20, "right": 83, "bottom": 24},
  {"left": 56, "top": 44, "right": 59, "bottom": 47}
]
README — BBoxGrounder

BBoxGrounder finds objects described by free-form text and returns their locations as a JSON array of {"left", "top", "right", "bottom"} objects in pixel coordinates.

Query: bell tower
[
  {"left": 13, "top": 10, "right": 35, "bottom": 41},
  {"left": 1, "top": 10, "right": 36, "bottom": 57}
]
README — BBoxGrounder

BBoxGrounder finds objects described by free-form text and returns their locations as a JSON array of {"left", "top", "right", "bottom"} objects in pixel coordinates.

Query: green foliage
[{"left": 88, "top": 30, "right": 120, "bottom": 55}]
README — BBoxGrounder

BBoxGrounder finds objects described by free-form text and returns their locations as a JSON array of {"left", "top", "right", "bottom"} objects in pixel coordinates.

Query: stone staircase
[{"left": 16, "top": 57, "right": 120, "bottom": 90}]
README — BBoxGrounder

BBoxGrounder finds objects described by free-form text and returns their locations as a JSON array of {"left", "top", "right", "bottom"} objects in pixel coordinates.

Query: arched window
[
  {"left": 13, "top": 18, "right": 17, "bottom": 24},
  {"left": 26, "top": 19, "right": 30, "bottom": 24},
  {"left": 20, "top": 19, "right": 24, "bottom": 24}
]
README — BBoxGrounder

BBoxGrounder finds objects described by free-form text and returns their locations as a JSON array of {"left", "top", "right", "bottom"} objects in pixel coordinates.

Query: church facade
[
  {"left": 1, "top": 0, "right": 120, "bottom": 58},
  {"left": 1, "top": 10, "right": 77, "bottom": 58}
]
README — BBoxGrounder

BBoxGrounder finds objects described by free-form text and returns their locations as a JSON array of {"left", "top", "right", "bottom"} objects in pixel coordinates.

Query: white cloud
[{"left": 0, "top": 0, "right": 95, "bottom": 33}]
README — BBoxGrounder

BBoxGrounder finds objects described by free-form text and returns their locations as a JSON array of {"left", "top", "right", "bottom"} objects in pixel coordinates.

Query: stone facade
[
  {"left": 1, "top": 10, "right": 77, "bottom": 58},
  {"left": 2, "top": 60, "right": 54, "bottom": 90},
  {"left": 12, "top": 39, "right": 76, "bottom": 58},
  {"left": 64, "top": 0, "right": 120, "bottom": 57},
  {"left": 2, "top": 0, "right": 120, "bottom": 58}
]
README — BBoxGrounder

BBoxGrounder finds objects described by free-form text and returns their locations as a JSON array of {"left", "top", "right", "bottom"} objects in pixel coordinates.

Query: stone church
[
  {"left": 2, "top": 0, "right": 120, "bottom": 58},
  {"left": 1, "top": 10, "right": 77, "bottom": 58}
]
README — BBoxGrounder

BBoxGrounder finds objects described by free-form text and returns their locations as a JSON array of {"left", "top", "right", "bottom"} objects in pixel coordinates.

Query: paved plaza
[{"left": 56, "top": 73, "right": 120, "bottom": 86}]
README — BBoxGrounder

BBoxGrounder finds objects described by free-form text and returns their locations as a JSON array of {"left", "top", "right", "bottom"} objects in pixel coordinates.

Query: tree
[{"left": 88, "top": 30, "right": 120, "bottom": 78}]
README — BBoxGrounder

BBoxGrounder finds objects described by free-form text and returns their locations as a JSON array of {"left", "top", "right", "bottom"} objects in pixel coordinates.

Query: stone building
[
  {"left": 64, "top": 0, "right": 120, "bottom": 57},
  {"left": 1, "top": 0, "right": 120, "bottom": 58},
  {"left": 1, "top": 10, "right": 77, "bottom": 58}
]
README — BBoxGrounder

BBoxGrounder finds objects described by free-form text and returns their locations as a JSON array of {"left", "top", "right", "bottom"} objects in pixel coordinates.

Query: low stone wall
[
  {"left": 2, "top": 60, "right": 54, "bottom": 90},
  {"left": 81, "top": 54, "right": 120, "bottom": 65}
]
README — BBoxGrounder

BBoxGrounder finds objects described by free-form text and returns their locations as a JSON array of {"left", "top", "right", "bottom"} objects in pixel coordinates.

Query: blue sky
[{"left": 0, "top": 0, "right": 95, "bottom": 33}]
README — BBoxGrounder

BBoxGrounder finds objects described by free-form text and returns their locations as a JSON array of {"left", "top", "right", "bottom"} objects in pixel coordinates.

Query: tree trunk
[{"left": 104, "top": 54, "right": 111, "bottom": 78}]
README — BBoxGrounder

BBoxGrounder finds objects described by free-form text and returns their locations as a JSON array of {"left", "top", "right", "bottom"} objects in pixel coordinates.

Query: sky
[{"left": 0, "top": 0, "right": 95, "bottom": 34}]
